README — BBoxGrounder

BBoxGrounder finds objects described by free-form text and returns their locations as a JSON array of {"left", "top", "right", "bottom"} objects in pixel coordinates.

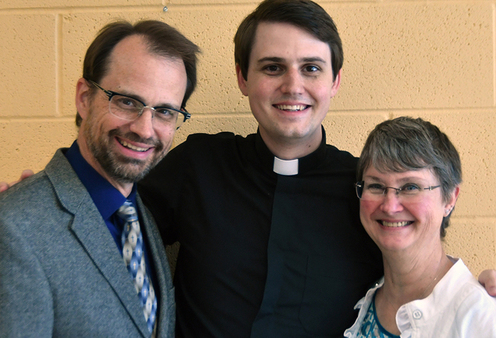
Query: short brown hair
[
  {"left": 234, "top": 0, "right": 343, "bottom": 81},
  {"left": 76, "top": 20, "right": 200, "bottom": 126}
]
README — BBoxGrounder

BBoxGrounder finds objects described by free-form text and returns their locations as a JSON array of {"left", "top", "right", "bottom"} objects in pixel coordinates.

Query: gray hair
[{"left": 357, "top": 116, "right": 462, "bottom": 237}]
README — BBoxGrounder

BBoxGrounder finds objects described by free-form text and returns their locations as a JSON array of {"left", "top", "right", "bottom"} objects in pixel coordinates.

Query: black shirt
[{"left": 139, "top": 129, "right": 383, "bottom": 337}]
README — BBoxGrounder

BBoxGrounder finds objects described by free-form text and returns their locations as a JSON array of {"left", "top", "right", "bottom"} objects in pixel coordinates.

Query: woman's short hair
[{"left": 357, "top": 116, "right": 462, "bottom": 237}]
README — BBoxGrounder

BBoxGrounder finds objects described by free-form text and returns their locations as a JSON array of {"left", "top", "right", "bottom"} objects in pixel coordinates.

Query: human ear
[
  {"left": 330, "top": 69, "right": 342, "bottom": 98},
  {"left": 75, "top": 78, "right": 92, "bottom": 120},
  {"left": 444, "top": 186, "right": 460, "bottom": 217},
  {"left": 236, "top": 64, "right": 249, "bottom": 96}
]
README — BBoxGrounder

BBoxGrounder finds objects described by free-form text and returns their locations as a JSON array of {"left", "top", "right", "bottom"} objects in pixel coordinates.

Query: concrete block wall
[{"left": 1, "top": 0, "right": 495, "bottom": 276}]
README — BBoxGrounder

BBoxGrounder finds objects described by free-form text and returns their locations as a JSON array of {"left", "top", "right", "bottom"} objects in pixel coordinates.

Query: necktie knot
[{"left": 117, "top": 200, "right": 138, "bottom": 221}]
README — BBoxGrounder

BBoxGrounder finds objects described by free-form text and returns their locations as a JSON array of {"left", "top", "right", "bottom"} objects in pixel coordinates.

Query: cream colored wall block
[
  {"left": 0, "top": 14, "right": 56, "bottom": 118},
  {"left": 331, "top": 3, "right": 492, "bottom": 111},
  {"left": 322, "top": 112, "right": 388, "bottom": 156},
  {"left": 0, "top": 0, "right": 160, "bottom": 9},
  {"left": 170, "top": 6, "right": 253, "bottom": 115},
  {"left": 444, "top": 217, "right": 496, "bottom": 277},
  {"left": 0, "top": 120, "right": 77, "bottom": 182},
  {"left": 170, "top": 0, "right": 254, "bottom": 4}
]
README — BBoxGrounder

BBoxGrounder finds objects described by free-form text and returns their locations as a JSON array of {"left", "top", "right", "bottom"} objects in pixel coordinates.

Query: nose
[
  {"left": 280, "top": 68, "right": 304, "bottom": 95},
  {"left": 129, "top": 108, "right": 155, "bottom": 139},
  {"left": 380, "top": 189, "right": 404, "bottom": 214}
]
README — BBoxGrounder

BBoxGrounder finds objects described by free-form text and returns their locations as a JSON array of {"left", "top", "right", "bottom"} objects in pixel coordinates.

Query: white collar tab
[{"left": 273, "top": 157, "right": 299, "bottom": 176}]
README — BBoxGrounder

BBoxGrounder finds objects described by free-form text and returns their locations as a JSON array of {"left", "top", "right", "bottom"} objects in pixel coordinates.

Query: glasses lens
[
  {"left": 110, "top": 95, "right": 143, "bottom": 121},
  {"left": 109, "top": 95, "right": 188, "bottom": 129},
  {"left": 359, "top": 181, "right": 437, "bottom": 202},
  {"left": 154, "top": 108, "right": 184, "bottom": 129},
  {"left": 360, "top": 182, "right": 386, "bottom": 201},
  {"left": 400, "top": 183, "right": 421, "bottom": 196},
  {"left": 176, "top": 112, "right": 186, "bottom": 129}
]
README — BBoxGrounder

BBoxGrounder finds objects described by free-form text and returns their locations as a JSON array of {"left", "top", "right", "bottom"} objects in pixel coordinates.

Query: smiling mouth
[
  {"left": 274, "top": 104, "right": 309, "bottom": 111},
  {"left": 118, "top": 139, "right": 151, "bottom": 152},
  {"left": 379, "top": 221, "right": 412, "bottom": 228}
]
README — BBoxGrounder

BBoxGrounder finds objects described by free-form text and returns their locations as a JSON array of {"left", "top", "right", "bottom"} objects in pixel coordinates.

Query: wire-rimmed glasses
[
  {"left": 87, "top": 79, "right": 190, "bottom": 129},
  {"left": 355, "top": 181, "right": 441, "bottom": 201}
]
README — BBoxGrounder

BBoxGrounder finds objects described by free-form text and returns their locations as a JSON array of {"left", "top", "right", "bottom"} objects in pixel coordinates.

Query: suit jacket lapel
[{"left": 45, "top": 150, "right": 151, "bottom": 337}]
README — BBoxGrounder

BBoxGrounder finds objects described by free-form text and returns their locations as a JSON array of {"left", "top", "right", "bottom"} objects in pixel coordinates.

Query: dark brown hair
[
  {"left": 76, "top": 20, "right": 200, "bottom": 126},
  {"left": 234, "top": 0, "right": 343, "bottom": 81}
]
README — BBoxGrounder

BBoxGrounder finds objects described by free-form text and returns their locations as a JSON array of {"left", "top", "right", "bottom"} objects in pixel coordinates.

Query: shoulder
[
  {"left": 162, "top": 132, "right": 256, "bottom": 165},
  {"left": 0, "top": 150, "right": 79, "bottom": 224},
  {"left": 179, "top": 132, "right": 253, "bottom": 151},
  {"left": 455, "top": 275, "right": 496, "bottom": 312},
  {"left": 0, "top": 170, "right": 61, "bottom": 255},
  {"left": 324, "top": 143, "right": 359, "bottom": 171},
  {"left": 453, "top": 285, "right": 496, "bottom": 335},
  {"left": 0, "top": 170, "right": 70, "bottom": 233},
  {"left": 0, "top": 170, "right": 52, "bottom": 211},
  {"left": 185, "top": 131, "right": 238, "bottom": 142},
  {"left": 444, "top": 259, "right": 496, "bottom": 331}
]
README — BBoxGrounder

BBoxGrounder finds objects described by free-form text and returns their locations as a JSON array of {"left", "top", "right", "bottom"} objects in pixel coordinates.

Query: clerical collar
[
  {"left": 273, "top": 157, "right": 299, "bottom": 176},
  {"left": 254, "top": 126, "right": 328, "bottom": 176}
]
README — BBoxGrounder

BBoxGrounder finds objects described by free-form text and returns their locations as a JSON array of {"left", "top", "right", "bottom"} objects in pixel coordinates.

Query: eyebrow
[
  {"left": 363, "top": 175, "right": 429, "bottom": 184},
  {"left": 112, "top": 90, "right": 178, "bottom": 109},
  {"left": 256, "top": 56, "right": 328, "bottom": 64}
]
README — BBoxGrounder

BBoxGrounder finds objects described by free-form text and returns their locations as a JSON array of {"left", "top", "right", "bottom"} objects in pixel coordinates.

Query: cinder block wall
[{"left": 1, "top": 0, "right": 495, "bottom": 276}]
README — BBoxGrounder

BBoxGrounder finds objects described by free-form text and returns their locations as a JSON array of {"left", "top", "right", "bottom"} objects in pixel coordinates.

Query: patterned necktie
[{"left": 117, "top": 200, "right": 157, "bottom": 333}]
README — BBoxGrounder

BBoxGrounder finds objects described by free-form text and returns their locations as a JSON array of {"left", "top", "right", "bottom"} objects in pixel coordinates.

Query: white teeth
[
  {"left": 119, "top": 140, "right": 149, "bottom": 152},
  {"left": 276, "top": 104, "right": 307, "bottom": 111},
  {"left": 382, "top": 221, "right": 410, "bottom": 228}
]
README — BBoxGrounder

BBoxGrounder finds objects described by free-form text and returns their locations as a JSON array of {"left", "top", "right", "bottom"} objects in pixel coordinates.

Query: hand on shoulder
[
  {"left": 0, "top": 170, "right": 34, "bottom": 193},
  {"left": 479, "top": 269, "right": 496, "bottom": 297}
]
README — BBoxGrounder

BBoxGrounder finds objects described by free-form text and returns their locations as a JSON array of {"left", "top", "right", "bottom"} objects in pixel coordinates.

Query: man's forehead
[
  {"left": 108, "top": 35, "right": 149, "bottom": 65},
  {"left": 99, "top": 35, "right": 187, "bottom": 106},
  {"left": 254, "top": 22, "right": 320, "bottom": 42},
  {"left": 106, "top": 36, "right": 184, "bottom": 77},
  {"left": 251, "top": 22, "right": 332, "bottom": 62}
]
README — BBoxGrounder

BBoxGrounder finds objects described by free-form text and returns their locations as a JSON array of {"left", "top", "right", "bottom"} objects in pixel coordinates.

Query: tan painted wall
[{"left": 1, "top": 0, "right": 495, "bottom": 276}]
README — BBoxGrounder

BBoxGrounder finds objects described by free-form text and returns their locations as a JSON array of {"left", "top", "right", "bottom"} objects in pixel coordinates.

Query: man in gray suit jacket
[{"left": 0, "top": 20, "right": 199, "bottom": 337}]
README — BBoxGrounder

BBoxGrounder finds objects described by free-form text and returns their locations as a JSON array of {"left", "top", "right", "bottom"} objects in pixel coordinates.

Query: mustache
[{"left": 109, "top": 129, "right": 163, "bottom": 150}]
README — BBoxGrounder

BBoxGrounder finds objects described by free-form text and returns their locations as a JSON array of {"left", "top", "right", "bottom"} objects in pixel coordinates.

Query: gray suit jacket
[{"left": 0, "top": 149, "right": 175, "bottom": 337}]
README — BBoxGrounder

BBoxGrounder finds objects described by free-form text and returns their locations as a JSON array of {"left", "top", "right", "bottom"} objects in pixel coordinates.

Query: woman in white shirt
[{"left": 344, "top": 116, "right": 496, "bottom": 338}]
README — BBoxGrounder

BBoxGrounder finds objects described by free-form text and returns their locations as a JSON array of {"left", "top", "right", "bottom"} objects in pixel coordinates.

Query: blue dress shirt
[{"left": 65, "top": 141, "right": 157, "bottom": 291}]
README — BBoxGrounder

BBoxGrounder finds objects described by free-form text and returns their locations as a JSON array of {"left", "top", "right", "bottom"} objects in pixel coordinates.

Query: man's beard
[{"left": 84, "top": 126, "right": 166, "bottom": 184}]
